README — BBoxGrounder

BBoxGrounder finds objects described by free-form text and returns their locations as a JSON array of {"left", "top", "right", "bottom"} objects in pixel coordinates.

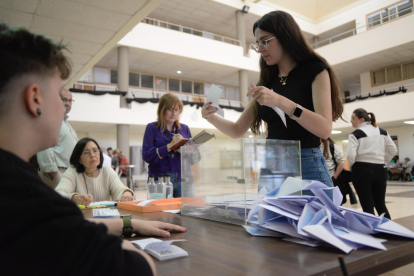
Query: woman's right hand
[
  {"left": 167, "top": 134, "right": 183, "bottom": 150},
  {"left": 72, "top": 194, "right": 94, "bottom": 206},
  {"left": 201, "top": 102, "right": 217, "bottom": 119}
]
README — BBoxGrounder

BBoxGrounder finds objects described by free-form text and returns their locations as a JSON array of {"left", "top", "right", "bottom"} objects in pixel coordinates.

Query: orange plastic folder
[{"left": 117, "top": 198, "right": 182, "bottom": 213}]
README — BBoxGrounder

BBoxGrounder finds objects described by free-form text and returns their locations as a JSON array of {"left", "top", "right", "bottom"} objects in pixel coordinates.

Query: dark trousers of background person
[
  {"left": 332, "top": 177, "right": 358, "bottom": 205},
  {"left": 351, "top": 162, "right": 391, "bottom": 219}
]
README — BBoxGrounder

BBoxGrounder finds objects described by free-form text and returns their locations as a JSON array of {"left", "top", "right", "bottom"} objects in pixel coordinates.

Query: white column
[
  {"left": 117, "top": 46, "right": 130, "bottom": 161},
  {"left": 236, "top": 10, "right": 247, "bottom": 56},
  {"left": 239, "top": 69, "right": 249, "bottom": 108}
]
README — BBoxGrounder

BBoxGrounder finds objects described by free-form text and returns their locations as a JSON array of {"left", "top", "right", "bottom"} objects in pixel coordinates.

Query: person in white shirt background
[
  {"left": 37, "top": 89, "right": 78, "bottom": 188},
  {"left": 346, "top": 108, "right": 397, "bottom": 219}
]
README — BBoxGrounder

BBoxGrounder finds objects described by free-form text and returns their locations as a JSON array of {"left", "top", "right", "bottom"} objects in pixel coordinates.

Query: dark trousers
[{"left": 351, "top": 162, "right": 390, "bottom": 219}]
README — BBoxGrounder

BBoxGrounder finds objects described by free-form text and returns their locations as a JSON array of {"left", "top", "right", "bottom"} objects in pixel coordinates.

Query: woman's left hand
[
  {"left": 120, "top": 191, "right": 134, "bottom": 202},
  {"left": 133, "top": 220, "right": 187, "bottom": 238},
  {"left": 247, "top": 84, "right": 280, "bottom": 107}
]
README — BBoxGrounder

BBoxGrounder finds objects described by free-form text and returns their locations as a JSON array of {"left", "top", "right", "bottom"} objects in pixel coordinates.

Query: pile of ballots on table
[{"left": 244, "top": 177, "right": 414, "bottom": 253}]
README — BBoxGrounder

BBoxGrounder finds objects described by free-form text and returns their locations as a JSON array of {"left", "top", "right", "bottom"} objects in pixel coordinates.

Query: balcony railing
[
  {"left": 344, "top": 82, "right": 414, "bottom": 103},
  {"left": 72, "top": 82, "right": 243, "bottom": 107},
  {"left": 142, "top": 17, "right": 241, "bottom": 47},
  {"left": 311, "top": 6, "right": 414, "bottom": 48},
  {"left": 248, "top": 7, "right": 414, "bottom": 51}
]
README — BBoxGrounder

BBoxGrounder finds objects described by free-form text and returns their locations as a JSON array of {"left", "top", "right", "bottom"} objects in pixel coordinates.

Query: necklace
[
  {"left": 84, "top": 168, "right": 98, "bottom": 177},
  {"left": 279, "top": 75, "right": 288, "bottom": 85}
]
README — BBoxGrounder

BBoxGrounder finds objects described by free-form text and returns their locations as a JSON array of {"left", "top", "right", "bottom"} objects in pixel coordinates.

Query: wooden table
[{"left": 83, "top": 209, "right": 414, "bottom": 276}]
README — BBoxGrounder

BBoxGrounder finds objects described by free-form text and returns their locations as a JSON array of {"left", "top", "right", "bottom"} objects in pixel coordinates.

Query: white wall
[
  {"left": 316, "top": 15, "right": 414, "bottom": 66},
  {"left": 70, "top": 93, "right": 242, "bottom": 128},
  {"left": 119, "top": 23, "right": 260, "bottom": 72},
  {"left": 387, "top": 125, "right": 414, "bottom": 161}
]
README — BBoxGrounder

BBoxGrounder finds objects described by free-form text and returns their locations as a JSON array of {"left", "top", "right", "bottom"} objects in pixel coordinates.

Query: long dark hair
[
  {"left": 250, "top": 11, "right": 344, "bottom": 135},
  {"left": 321, "top": 137, "right": 335, "bottom": 160},
  {"left": 70, "top": 137, "right": 104, "bottom": 173},
  {"left": 353, "top": 108, "right": 377, "bottom": 127}
]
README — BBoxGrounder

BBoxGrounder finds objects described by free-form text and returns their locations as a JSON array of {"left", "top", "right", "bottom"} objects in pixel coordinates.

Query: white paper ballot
[
  {"left": 206, "top": 84, "right": 224, "bottom": 117},
  {"left": 270, "top": 89, "right": 286, "bottom": 127},
  {"left": 92, "top": 208, "right": 120, "bottom": 218},
  {"left": 272, "top": 107, "right": 287, "bottom": 127}
]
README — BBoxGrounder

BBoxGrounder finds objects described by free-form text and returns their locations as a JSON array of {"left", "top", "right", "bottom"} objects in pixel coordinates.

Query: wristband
[{"left": 121, "top": 214, "right": 133, "bottom": 238}]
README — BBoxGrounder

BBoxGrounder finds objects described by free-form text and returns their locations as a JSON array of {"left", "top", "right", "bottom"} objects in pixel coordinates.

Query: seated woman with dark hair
[{"left": 56, "top": 137, "right": 134, "bottom": 205}]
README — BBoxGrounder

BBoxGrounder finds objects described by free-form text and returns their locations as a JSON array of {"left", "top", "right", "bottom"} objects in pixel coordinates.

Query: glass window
[
  {"left": 193, "top": 30, "right": 202, "bottom": 37},
  {"left": 169, "top": 79, "right": 180, "bottom": 92},
  {"left": 372, "top": 70, "right": 386, "bottom": 85},
  {"left": 141, "top": 74, "right": 154, "bottom": 88},
  {"left": 387, "top": 66, "right": 402, "bottom": 82},
  {"left": 183, "top": 27, "right": 192, "bottom": 34},
  {"left": 226, "top": 87, "right": 236, "bottom": 99},
  {"left": 398, "top": 0, "right": 413, "bottom": 17},
  {"left": 168, "top": 24, "right": 180, "bottom": 31},
  {"left": 402, "top": 62, "right": 414, "bottom": 79},
  {"left": 390, "top": 5, "right": 397, "bottom": 20},
  {"left": 129, "top": 73, "right": 139, "bottom": 87},
  {"left": 155, "top": 76, "right": 167, "bottom": 90},
  {"left": 381, "top": 9, "right": 389, "bottom": 23},
  {"left": 236, "top": 88, "right": 240, "bottom": 101},
  {"left": 93, "top": 67, "right": 110, "bottom": 83},
  {"left": 110, "top": 69, "right": 117, "bottom": 84},
  {"left": 367, "top": 11, "right": 381, "bottom": 28},
  {"left": 160, "top": 22, "right": 167, "bottom": 28},
  {"left": 194, "top": 82, "right": 204, "bottom": 95},
  {"left": 182, "top": 80, "right": 192, "bottom": 93}
]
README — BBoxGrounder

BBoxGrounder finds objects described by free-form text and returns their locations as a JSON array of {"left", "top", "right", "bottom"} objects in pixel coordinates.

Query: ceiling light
[
  {"left": 177, "top": 71, "right": 182, "bottom": 74},
  {"left": 342, "top": 140, "right": 348, "bottom": 143},
  {"left": 331, "top": 130, "right": 342, "bottom": 134},
  {"left": 404, "top": 121, "right": 414, "bottom": 124},
  {"left": 249, "top": 135, "right": 254, "bottom": 138}
]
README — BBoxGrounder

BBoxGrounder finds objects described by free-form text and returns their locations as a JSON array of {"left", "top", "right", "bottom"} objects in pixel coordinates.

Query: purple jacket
[{"left": 142, "top": 122, "right": 192, "bottom": 181}]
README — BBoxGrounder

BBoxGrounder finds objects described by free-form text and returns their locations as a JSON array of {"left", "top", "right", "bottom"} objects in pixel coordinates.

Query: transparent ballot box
[{"left": 180, "top": 138, "right": 301, "bottom": 225}]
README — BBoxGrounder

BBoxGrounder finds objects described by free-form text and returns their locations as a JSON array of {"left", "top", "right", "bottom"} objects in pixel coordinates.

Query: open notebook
[
  {"left": 131, "top": 238, "right": 188, "bottom": 261},
  {"left": 169, "top": 129, "right": 215, "bottom": 151}
]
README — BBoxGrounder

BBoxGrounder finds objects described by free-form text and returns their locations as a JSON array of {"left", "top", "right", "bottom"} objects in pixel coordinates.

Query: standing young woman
[
  {"left": 346, "top": 108, "right": 397, "bottom": 219},
  {"left": 201, "top": 11, "right": 344, "bottom": 189},
  {"left": 142, "top": 93, "right": 192, "bottom": 197}
]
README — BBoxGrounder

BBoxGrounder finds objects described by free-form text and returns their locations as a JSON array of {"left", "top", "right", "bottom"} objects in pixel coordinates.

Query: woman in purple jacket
[{"left": 142, "top": 93, "right": 192, "bottom": 197}]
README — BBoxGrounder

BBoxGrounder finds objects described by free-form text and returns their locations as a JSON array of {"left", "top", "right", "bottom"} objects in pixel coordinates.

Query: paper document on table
[
  {"left": 92, "top": 208, "right": 120, "bottom": 218},
  {"left": 206, "top": 84, "right": 224, "bottom": 117},
  {"left": 270, "top": 89, "right": 286, "bottom": 127}
]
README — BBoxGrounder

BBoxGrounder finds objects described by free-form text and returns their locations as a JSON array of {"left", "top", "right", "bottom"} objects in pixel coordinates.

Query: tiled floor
[{"left": 133, "top": 180, "right": 414, "bottom": 275}]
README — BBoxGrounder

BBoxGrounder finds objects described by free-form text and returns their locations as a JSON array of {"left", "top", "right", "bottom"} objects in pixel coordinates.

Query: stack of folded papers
[{"left": 244, "top": 177, "right": 414, "bottom": 253}]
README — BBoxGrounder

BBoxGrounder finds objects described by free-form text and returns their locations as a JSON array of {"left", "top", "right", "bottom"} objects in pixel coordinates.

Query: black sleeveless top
[{"left": 259, "top": 61, "right": 329, "bottom": 148}]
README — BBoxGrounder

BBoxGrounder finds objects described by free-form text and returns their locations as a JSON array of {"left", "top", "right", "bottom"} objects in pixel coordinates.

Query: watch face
[{"left": 293, "top": 106, "right": 303, "bottom": 118}]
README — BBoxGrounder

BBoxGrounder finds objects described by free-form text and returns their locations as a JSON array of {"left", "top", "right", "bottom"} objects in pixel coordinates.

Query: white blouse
[{"left": 55, "top": 166, "right": 132, "bottom": 201}]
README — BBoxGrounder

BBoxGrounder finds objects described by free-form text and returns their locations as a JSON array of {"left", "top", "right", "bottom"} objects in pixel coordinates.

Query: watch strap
[{"left": 121, "top": 215, "right": 133, "bottom": 237}]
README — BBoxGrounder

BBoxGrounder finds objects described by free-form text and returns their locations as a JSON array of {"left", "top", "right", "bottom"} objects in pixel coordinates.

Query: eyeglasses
[
  {"left": 253, "top": 37, "right": 276, "bottom": 53},
  {"left": 61, "top": 97, "right": 75, "bottom": 103},
  {"left": 167, "top": 108, "right": 180, "bottom": 114},
  {"left": 82, "top": 149, "right": 101, "bottom": 156}
]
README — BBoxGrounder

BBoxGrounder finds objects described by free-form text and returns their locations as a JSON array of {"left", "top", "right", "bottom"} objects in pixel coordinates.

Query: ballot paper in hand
[
  {"left": 270, "top": 89, "right": 287, "bottom": 127},
  {"left": 206, "top": 84, "right": 224, "bottom": 117}
]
